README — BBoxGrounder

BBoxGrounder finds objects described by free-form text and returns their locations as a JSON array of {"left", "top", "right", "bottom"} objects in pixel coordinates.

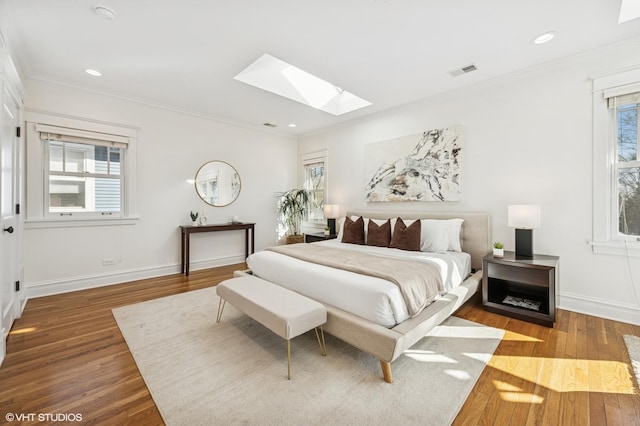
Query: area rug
[
  {"left": 113, "top": 287, "right": 504, "bottom": 426},
  {"left": 624, "top": 334, "right": 640, "bottom": 388}
]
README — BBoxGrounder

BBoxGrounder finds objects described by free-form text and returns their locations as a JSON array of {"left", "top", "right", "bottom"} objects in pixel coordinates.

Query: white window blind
[
  {"left": 607, "top": 90, "right": 640, "bottom": 108},
  {"left": 35, "top": 123, "right": 130, "bottom": 146}
]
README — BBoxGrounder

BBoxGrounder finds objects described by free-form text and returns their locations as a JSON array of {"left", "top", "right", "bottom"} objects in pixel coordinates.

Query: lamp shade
[
  {"left": 508, "top": 205, "right": 541, "bottom": 229},
  {"left": 323, "top": 204, "right": 340, "bottom": 219}
]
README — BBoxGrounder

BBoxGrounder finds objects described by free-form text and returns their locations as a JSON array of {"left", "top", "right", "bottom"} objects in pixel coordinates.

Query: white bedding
[{"left": 246, "top": 239, "right": 471, "bottom": 328}]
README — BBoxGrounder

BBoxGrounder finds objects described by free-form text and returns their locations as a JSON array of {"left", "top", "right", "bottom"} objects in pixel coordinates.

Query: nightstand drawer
[{"left": 487, "top": 262, "right": 550, "bottom": 287}]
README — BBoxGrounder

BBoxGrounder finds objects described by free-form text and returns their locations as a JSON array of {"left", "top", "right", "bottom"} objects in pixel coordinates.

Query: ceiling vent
[
  {"left": 263, "top": 122, "right": 277, "bottom": 128},
  {"left": 449, "top": 64, "right": 478, "bottom": 77}
]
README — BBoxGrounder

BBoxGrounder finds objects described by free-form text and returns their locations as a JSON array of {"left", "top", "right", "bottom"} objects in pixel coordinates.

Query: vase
[
  {"left": 192, "top": 221, "right": 198, "bottom": 226},
  {"left": 493, "top": 248, "right": 504, "bottom": 258}
]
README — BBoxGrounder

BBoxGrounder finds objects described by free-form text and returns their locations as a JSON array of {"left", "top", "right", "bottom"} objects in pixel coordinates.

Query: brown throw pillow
[
  {"left": 341, "top": 216, "right": 365, "bottom": 245},
  {"left": 367, "top": 219, "right": 391, "bottom": 247},
  {"left": 389, "top": 218, "right": 421, "bottom": 251}
]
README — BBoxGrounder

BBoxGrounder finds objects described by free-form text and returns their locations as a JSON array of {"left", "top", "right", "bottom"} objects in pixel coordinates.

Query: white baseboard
[
  {"left": 559, "top": 291, "right": 640, "bottom": 326},
  {"left": 25, "top": 255, "right": 246, "bottom": 299}
]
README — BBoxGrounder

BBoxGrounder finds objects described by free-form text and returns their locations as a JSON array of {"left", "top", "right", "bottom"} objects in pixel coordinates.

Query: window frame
[
  {"left": 24, "top": 111, "right": 138, "bottom": 229},
  {"left": 301, "top": 150, "right": 328, "bottom": 229},
  {"left": 614, "top": 99, "right": 640, "bottom": 238},
  {"left": 43, "top": 137, "right": 125, "bottom": 218},
  {"left": 592, "top": 68, "right": 640, "bottom": 255}
]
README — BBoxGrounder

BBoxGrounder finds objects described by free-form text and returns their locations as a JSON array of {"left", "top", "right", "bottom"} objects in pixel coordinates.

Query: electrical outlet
[{"left": 102, "top": 258, "right": 117, "bottom": 266}]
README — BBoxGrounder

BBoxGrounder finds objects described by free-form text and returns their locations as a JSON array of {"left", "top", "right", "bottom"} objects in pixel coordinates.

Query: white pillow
[
  {"left": 446, "top": 219, "right": 464, "bottom": 252},
  {"left": 420, "top": 220, "right": 450, "bottom": 253},
  {"left": 336, "top": 217, "right": 347, "bottom": 240}
]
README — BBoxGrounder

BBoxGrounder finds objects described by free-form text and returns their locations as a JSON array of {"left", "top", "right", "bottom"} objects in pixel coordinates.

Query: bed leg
[{"left": 380, "top": 360, "right": 393, "bottom": 383}]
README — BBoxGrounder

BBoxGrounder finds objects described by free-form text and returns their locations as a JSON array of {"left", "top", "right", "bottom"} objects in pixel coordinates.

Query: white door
[{"left": 0, "top": 82, "right": 19, "bottom": 362}]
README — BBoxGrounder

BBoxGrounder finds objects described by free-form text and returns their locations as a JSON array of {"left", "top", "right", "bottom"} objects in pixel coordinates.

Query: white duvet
[{"left": 246, "top": 239, "right": 471, "bottom": 328}]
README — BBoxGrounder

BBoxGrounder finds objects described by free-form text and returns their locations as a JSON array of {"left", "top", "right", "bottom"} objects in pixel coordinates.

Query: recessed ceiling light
[
  {"left": 234, "top": 53, "right": 372, "bottom": 116},
  {"left": 93, "top": 5, "right": 116, "bottom": 20},
  {"left": 288, "top": 123, "right": 297, "bottom": 128},
  {"left": 533, "top": 32, "right": 556, "bottom": 44},
  {"left": 85, "top": 69, "right": 102, "bottom": 76}
]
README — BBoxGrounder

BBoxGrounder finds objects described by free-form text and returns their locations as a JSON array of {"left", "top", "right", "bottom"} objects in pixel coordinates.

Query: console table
[{"left": 180, "top": 222, "right": 255, "bottom": 276}]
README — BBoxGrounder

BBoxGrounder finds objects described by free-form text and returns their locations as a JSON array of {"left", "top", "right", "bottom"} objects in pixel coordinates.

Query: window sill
[
  {"left": 25, "top": 216, "right": 139, "bottom": 229},
  {"left": 590, "top": 240, "right": 640, "bottom": 256}
]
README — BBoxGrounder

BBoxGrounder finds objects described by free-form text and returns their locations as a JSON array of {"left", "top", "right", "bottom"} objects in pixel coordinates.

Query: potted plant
[
  {"left": 276, "top": 189, "right": 309, "bottom": 244},
  {"left": 324, "top": 225, "right": 331, "bottom": 236},
  {"left": 493, "top": 241, "right": 504, "bottom": 258},
  {"left": 190, "top": 211, "right": 199, "bottom": 226}
]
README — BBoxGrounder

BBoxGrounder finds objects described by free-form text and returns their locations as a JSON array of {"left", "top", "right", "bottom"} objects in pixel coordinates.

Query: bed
[{"left": 244, "top": 210, "right": 491, "bottom": 383}]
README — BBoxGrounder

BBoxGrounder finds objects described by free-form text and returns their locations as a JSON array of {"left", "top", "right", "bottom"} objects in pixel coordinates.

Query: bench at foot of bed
[{"left": 216, "top": 275, "right": 327, "bottom": 380}]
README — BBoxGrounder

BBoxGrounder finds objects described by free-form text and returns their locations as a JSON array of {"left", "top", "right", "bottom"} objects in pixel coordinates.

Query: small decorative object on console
[
  {"left": 493, "top": 241, "right": 504, "bottom": 258},
  {"left": 190, "top": 211, "right": 198, "bottom": 226}
]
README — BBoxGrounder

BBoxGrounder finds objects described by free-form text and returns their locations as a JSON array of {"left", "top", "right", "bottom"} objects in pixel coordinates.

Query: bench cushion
[{"left": 216, "top": 276, "right": 327, "bottom": 340}]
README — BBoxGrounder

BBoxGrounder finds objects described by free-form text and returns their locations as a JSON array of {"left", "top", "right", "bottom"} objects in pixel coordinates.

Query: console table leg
[
  {"left": 181, "top": 232, "right": 186, "bottom": 274},
  {"left": 185, "top": 234, "right": 190, "bottom": 276},
  {"left": 245, "top": 229, "right": 249, "bottom": 259}
]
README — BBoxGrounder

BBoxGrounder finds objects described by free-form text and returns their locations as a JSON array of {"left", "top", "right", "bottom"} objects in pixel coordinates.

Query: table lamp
[
  {"left": 508, "top": 205, "right": 541, "bottom": 257},
  {"left": 323, "top": 204, "right": 340, "bottom": 235}
]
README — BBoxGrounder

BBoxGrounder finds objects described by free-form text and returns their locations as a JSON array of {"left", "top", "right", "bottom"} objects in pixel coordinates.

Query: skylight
[
  {"left": 234, "top": 54, "right": 372, "bottom": 116},
  {"left": 619, "top": 0, "right": 640, "bottom": 23}
]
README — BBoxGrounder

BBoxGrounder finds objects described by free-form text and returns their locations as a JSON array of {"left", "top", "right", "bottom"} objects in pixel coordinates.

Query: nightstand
[
  {"left": 304, "top": 232, "right": 337, "bottom": 243},
  {"left": 482, "top": 251, "right": 559, "bottom": 327}
]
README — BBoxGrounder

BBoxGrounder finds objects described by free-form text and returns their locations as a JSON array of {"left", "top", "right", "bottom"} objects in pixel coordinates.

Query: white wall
[
  {"left": 23, "top": 79, "right": 297, "bottom": 296},
  {"left": 298, "top": 39, "right": 640, "bottom": 325}
]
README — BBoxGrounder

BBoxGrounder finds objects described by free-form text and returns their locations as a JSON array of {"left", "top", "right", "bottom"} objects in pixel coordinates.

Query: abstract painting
[{"left": 365, "top": 126, "right": 462, "bottom": 202}]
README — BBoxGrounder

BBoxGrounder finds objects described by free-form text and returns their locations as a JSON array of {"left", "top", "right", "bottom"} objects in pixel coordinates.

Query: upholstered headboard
[{"left": 346, "top": 210, "right": 491, "bottom": 271}]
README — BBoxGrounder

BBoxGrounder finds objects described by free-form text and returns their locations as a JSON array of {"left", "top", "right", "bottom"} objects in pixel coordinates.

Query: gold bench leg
[
  {"left": 216, "top": 299, "right": 226, "bottom": 323},
  {"left": 287, "top": 339, "right": 291, "bottom": 380},
  {"left": 315, "top": 326, "right": 327, "bottom": 356},
  {"left": 288, "top": 327, "right": 326, "bottom": 381}
]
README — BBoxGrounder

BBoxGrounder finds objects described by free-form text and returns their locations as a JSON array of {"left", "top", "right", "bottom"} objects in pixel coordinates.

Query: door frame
[{"left": 0, "top": 51, "right": 25, "bottom": 365}]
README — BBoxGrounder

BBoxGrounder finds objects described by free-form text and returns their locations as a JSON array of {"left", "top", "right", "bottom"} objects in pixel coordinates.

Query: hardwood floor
[{"left": 1, "top": 265, "right": 639, "bottom": 425}]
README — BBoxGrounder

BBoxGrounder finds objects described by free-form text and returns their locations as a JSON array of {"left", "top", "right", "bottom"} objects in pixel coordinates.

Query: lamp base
[
  {"left": 515, "top": 229, "right": 533, "bottom": 257},
  {"left": 327, "top": 218, "right": 336, "bottom": 235}
]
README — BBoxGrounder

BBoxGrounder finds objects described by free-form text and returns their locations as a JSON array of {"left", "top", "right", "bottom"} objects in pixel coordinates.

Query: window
[
  {"left": 592, "top": 68, "right": 640, "bottom": 254},
  {"left": 302, "top": 151, "right": 328, "bottom": 226},
  {"left": 25, "top": 115, "right": 138, "bottom": 227},
  {"left": 613, "top": 92, "right": 640, "bottom": 236},
  {"left": 46, "top": 139, "right": 123, "bottom": 216}
]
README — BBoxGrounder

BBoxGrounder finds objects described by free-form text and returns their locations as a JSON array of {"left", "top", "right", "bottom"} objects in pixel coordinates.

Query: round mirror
[{"left": 194, "top": 161, "right": 241, "bottom": 207}]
